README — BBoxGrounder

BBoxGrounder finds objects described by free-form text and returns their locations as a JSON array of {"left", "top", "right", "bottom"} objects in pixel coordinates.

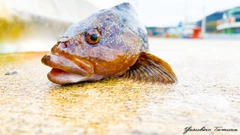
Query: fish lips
[{"left": 41, "top": 53, "right": 93, "bottom": 84}]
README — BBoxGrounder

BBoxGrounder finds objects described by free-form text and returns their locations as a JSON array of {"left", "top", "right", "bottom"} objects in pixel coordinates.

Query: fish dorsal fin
[{"left": 121, "top": 52, "right": 177, "bottom": 84}]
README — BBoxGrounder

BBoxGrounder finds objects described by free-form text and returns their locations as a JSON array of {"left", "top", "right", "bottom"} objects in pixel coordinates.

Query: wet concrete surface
[{"left": 0, "top": 38, "right": 240, "bottom": 135}]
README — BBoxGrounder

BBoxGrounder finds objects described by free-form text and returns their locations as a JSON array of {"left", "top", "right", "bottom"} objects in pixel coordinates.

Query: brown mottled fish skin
[{"left": 41, "top": 2, "right": 177, "bottom": 85}]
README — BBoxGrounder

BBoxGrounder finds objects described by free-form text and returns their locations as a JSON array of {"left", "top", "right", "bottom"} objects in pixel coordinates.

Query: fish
[{"left": 41, "top": 2, "right": 177, "bottom": 85}]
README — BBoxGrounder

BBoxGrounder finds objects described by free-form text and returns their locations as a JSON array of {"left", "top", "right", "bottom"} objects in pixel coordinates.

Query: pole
[
  {"left": 201, "top": 5, "right": 206, "bottom": 38},
  {"left": 182, "top": 0, "right": 188, "bottom": 38}
]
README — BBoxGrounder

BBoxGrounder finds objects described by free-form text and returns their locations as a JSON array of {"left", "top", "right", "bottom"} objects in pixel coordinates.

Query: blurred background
[{"left": 0, "top": 0, "right": 240, "bottom": 53}]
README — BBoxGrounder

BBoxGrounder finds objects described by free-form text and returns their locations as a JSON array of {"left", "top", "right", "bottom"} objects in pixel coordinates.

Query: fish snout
[
  {"left": 50, "top": 42, "right": 68, "bottom": 54},
  {"left": 41, "top": 53, "right": 92, "bottom": 76},
  {"left": 41, "top": 54, "right": 51, "bottom": 65}
]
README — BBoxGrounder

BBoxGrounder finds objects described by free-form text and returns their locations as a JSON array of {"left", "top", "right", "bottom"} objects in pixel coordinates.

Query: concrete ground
[{"left": 0, "top": 38, "right": 239, "bottom": 135}]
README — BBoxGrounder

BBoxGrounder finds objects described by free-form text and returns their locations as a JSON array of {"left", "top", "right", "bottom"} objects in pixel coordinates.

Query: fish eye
[{"left": 86, "top": 29, "right": 101, "bottom": 45}]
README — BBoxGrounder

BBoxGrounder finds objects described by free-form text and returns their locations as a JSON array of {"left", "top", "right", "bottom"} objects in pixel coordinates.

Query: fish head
[{"left": 41, "top": 3, "right": 146, "bottom": 84}]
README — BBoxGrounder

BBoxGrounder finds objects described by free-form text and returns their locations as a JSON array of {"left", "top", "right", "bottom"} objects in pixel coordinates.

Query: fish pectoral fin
[{"left": 121, "top": 52, "right": 177, "bottom": 84}]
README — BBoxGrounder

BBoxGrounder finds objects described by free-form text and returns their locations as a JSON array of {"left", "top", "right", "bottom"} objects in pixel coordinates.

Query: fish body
[{"left": 41, "top": 3, "right": 177, "bottom": 85}]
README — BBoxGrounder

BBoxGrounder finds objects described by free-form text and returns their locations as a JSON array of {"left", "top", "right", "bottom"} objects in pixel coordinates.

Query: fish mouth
[{"left": 41, "top": 53, "right": 94, "bottom": 84}]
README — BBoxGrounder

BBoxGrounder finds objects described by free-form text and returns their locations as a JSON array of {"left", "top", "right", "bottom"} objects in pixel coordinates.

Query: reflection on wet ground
[{"left": 0, "top": 39, "right": 240, "bottom": 135}]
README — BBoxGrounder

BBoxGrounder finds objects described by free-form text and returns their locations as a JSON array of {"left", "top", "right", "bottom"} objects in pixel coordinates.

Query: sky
[{"left": 87, "top": 0, "right": 240, "bottom": 27}]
